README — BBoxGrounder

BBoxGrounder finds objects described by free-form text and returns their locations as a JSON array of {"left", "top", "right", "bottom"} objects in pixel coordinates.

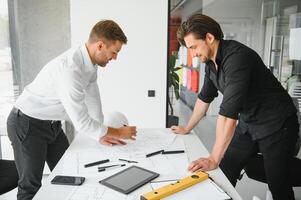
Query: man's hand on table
[
  {"left": 170, "top": 125, "right": 190, "bottom": 135},
  {"left": 99, "top": 135, "right": 126, "bottom": 146},
  {"left": 188, "top": 156, "right": 219, "bottom": 172},
  {"left": 117, "top": 126, "right": 137, "bottom": 140},
  {"left": 99, "top": 126, "right": 137, "bottom": 146}
]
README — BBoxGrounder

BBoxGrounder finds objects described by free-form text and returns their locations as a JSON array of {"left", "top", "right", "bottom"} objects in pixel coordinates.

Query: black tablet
[
  {"left": 99, "top": 165, "right": 159, "bottom": 194},
  {"left": 51, "top": 175, "right": 85, "bottom": 186}
]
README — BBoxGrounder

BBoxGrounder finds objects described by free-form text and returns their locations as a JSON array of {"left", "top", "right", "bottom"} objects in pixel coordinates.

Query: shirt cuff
[{"left": 88, "top": 125, "right": 108, "bottom": 141}]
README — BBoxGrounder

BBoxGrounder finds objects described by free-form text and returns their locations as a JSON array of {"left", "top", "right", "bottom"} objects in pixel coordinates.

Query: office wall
[
  {"left": 182, "top": 0, "right": 203, "bottom": 20},
  {"left": 70, "top": 0, "right": 168, "bottom": 128},
  {"left": 202, "top": 0, "right": 262, "bottom": 55},
  {"left": 181, "top": 0, "right": 262, "bottom": 54},
  {"left": 8, "top": 0, "right": 71, "bottom": 90}
]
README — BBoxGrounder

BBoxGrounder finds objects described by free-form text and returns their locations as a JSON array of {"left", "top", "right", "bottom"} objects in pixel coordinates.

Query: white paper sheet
[
  {"left": 62, "top": 144, "right": 189, "bottom": 180},
  {"left": 62, "top": 129, "right": 180, "bottom": 177},
  {"left": 150, "top": 179, "right": 231, "bottom": 200},
  {"left": 111, "top": 129, "right": 177, "bottom": 156},
  {"left": 65, "top": 184, "right": 153, "bottom": 200},
  {"left": 62, "top": 130, "right": 194, "bottom": 199},
  {"left": 61, "top": 130, "right": 233, "bottom": 200}
]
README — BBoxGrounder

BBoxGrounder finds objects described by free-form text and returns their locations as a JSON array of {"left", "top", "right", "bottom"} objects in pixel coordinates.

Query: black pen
[
  {"left": 146, "top": 150, "right": 164, "bottom": 157},
  {"left": 98, "top": 164, "right": 126, "bottom": 169},
  {"left": 118, "top": 158, "right": 138, "bottom": 163},
  {"left": 98, "top": 164, "right": 126, "bottom": 172},
  {"left": 84, "top": 159, "right": 110, "bottom": 168},
  {"left": 162, "top": 150, "right": 185, "bottom": 154}
]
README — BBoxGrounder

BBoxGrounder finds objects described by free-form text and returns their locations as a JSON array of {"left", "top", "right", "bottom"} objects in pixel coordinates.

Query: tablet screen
[{"left": 100, "top": 166, "right": 159, "bottom": 194}]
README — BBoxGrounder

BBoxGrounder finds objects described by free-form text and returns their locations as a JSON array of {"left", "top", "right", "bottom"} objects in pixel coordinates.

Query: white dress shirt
[{"left": 15, "top": 45, "right": 108, "bottom": 140}]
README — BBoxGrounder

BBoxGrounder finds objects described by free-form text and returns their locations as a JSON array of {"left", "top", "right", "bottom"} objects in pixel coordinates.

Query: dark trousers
[
  {"left": 245, "top": 154, "right": 301, "bottom": 186},
  {"left": 7, "top": 108, "right": 69, "bottom": 200},
  {"left": 220, "top": 114, "right": 299, "bottom": 200},
  {"left": 0, "top": 159, "right": 18, "bottom": 195}
]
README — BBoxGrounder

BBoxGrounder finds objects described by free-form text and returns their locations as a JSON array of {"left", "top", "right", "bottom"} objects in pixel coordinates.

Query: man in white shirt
[{"left": 7, "top": 20, "right": 136, "bottom": 200}]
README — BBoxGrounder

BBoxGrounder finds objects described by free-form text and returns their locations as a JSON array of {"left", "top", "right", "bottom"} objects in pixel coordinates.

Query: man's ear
[
  {"left": 205, "top": 32, "right": 215, "bottom": 44},
  {"left": 97, "top": 40, "right": 105, "bottom": 50}
]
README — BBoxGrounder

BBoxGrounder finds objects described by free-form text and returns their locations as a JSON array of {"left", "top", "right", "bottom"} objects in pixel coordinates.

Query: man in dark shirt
[{"left": 171, "top": 13, "right": 300, "bottom": 200}]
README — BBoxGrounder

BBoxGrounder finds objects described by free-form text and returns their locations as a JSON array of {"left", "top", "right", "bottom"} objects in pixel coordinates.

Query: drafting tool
[
  {"left": 98, "top": 164, "right": 126, "bottom": 172},
  {"left": 140, "top": 171, "right": 209, "bottom": 200},
  {"left": 118, "top": 158, "right": 138, "bottom": 163},
  {"left": 146, "top": 150, "right": 164, "bottom": 158},
  {"left": 162, "top": 150, "right": 185, "bottom": 154},
  {"left": 84, "top": 159, "right": 110, "bottom": 168}
]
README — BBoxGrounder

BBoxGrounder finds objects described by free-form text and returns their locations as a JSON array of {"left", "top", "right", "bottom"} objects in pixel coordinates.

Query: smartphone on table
[{"left": 51, "top": 175, "right": 85, "bottom": 186}]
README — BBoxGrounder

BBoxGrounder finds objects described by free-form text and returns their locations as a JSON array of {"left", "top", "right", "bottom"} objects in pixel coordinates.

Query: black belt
[{"left": 12, "top": 107, "right": 60, "bottom": 124}]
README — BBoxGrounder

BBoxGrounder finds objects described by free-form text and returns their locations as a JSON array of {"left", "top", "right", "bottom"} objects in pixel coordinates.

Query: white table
[{"left": 33, "top": 129, "right": 242, "bottom": 200}]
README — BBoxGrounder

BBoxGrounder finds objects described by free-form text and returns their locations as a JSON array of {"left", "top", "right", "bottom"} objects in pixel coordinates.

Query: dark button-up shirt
[{"left": 198, "top": 39, "right": 296, "bottom": 140}]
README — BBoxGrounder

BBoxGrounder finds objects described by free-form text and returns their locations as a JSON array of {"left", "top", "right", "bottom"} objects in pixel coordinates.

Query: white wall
[{"left": 70, "top": 0, "right": 168, "bottom": 128}]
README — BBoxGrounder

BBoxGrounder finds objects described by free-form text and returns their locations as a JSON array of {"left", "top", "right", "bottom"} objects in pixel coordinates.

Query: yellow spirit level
[{"left": 140, "top": 171, "right": 209, "bottom": 200}]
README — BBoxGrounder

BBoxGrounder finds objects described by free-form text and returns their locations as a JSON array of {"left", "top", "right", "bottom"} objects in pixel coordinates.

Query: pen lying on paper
[
  {"left": 162, "top": 150, "right": 185, "bottom": 154},
  {"left": 84, "top": 159, "right": 110, "bottom": 168},
  {"left": 118, "top": 158, "right": 138, "bottom": 163},
  {"left": 98, "top": 164, "right": 126, "bottom": 172},
  {"left": 146, "top": 150, "right": 185, "bottom": 157},
  {"left": 146, "top": 150, "right": 164, "bottom": 158}
]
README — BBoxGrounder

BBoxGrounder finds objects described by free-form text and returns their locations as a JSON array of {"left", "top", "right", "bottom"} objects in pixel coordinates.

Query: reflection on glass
[{"left": 170, "top": 0, "right": 301, "bottom": 90}]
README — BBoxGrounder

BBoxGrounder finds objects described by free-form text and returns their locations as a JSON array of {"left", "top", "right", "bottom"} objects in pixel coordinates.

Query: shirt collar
[
  {"left": 80, "top": 44, "right": 97, "bottom": 71},
  {"left": 215, "top": 39, "right": 224, "bottom": 67}
]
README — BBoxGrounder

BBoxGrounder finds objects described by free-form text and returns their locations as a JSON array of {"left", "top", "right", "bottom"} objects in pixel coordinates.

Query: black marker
[
  {"left": 98, "top": 164, "right": 126, "bottom": 172},
  {"left": 146, "top": 150, "right": 164, "bottom": 158},
  {"left": 118, "top": 158, "right": 138, "bottom": 163},
  {"left": 84, "top": 159, "right": 110, "bottom": 168},
  {"left": 162, "top": 150, "right": 185, "bottom": 154}
]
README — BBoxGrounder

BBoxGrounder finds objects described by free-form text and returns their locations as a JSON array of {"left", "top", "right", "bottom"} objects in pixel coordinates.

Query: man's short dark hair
[
  {"left": 89, "top": 20, "right": 127, "bottom": 44},
  {"left": 177, "top": 14, "right": 224, "bottom": 46}
]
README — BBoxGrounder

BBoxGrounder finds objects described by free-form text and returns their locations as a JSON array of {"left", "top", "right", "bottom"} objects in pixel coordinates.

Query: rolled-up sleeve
[
  {"left": 56, "top": 65, "right": 107, "bottom": 140},
  {"left": 219, "top": 52, "right": 252, "bottom": 119},
  {"left": 198, "top": 66, "right": 218, "bottom": 103}
]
